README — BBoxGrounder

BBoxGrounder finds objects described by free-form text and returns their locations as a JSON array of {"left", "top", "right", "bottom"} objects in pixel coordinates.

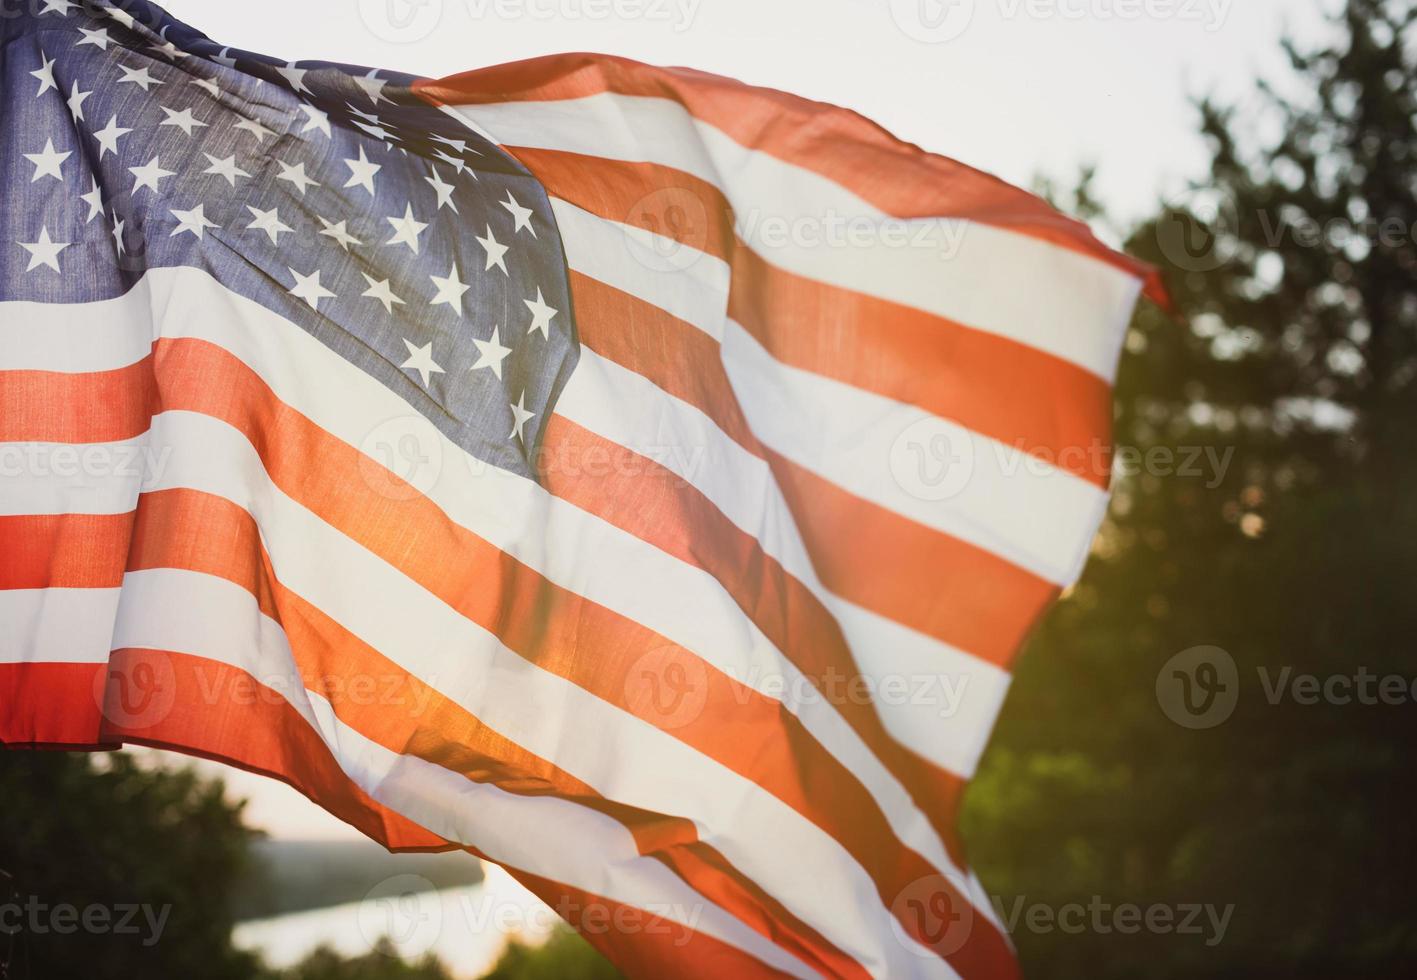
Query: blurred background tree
[
  {"left": 964, "top": 0, "right": 1417, "bottom": 977},
  {"left": 0, "top": 751, "right": 263, "bottom": 979}
]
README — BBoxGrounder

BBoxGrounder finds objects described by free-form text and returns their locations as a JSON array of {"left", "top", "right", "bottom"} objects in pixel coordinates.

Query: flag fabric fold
[{"left": 0, "top": 2, "right": 1156, "bottom": 976}]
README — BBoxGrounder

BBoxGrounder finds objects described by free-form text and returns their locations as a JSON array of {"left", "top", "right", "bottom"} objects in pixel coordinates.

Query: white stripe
[
  {"left": 0, "top": 436, "right": 146, "bottom": 516},
  {"left": 446, "top": 92, "right": 1142, "bottom": 380},
  {"left": 131, "top": 407, "right": 956, "bottom": 977},
  {"left": 549, "top": 196, "right": 729, "bottom": 340},
  {"left": 106, "top": 569, "right": 817, "bottom": 979},
  {"left": 720, "top": 319, "right": 1109, "bottom": 586},
  {"left": 557, "top": 348, "right": 1014, "bottom": 777},
  {"left": 0, "top": 296, "right": 152, "bottom": 372},
  {"left": 0, "top": 587, "right": 119, "bottom": 665},
  {"left": 550, "top": 204, "right": 1109, "bottom": 587}
]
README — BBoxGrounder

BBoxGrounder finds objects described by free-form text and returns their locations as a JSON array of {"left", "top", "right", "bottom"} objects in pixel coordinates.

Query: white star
[
  {"left": 353, "top": 117, "right": 399, "bottom": 144},
  {"left": 147, "top": 30, "right": 183, "bottom": 61},
  {"left": 508, "top": 392, "right": 536, "bottom": 444},
  {"left": 471, "top": 326, "right": 512, "bottom": 380},
  {"left": 287, "top": 267, "right": 335, "bottom": 310},
  {"left": 91, "top": 114, "right": 131, "bottom": 158},
  {"left": 276, "top": 160, "right": 320, "bottom": 195},
  {"left": 246, "top": 206, "right": 293, "bottom": 244},
  {"left": 76, "top": 27, "right": 112, "bottom": 50},
  {"left": 354, "top": 69, "right": 390, "bottom": 104},
  {"left": 103, "top": 6, "right": 135, "bottom": 28},
  {"left": 432, "top": 148, "right": 467, "bottom": 174},
  {"left": 112, "top": 217, "right": 127, "bottom": 256},
  {"left": 276, "top": 62, "right": 311, "bottom": 94},
  {"left": 299, "top": 103, "right": 331, "bottom": 137},
  {"left": 129, "top": 156, "right": 175, "bottom": 194},
  {"left": 65, "top": 80, "right": 91, "bottom": 121},
  {"left": 17, "top": 227, "right": 70, "bottom": 273},
  {"left": 39, "top": 0, "right": 75, "bottom": 15},
  {"left": 360, "top": 274, "right": 405, "bottom": 314},
  {"left": 234, "top": 116, "right": 274, "bottom": 144},
  {"left": 400, "top": 339, "right": 444, "bottom": 388},
  {"left": 23, "top": 138, "right": 70, "bottom": 183},
  {"left": 430, "top": 133, "right": 475, "bottom": 155},
  {"left": 523, "top": 288, "right": 558, "bottom": 339},
  {"left": 194, "top": 78, "right": 221, "bottom": 98},
  {"left": 169, "top": 204, "right": 219, "bottom": 240},
  {"left": 30, "top": 53, "right": 57, "bottom": 96},
  {"left": 160, "top": 106, "right": 208, "bottom": 137},
  {"left": 428, "top": 263, "right": 469, "bottom": 314},
  {"left": 210, "top": 47, "right": 238, "bottom": 68},
  {"left": 500, "top": 191, "right": 536, "bottom": 236},
  {"left": 342, "top": 147, "right": 380, "bottom": 196},
  {"left": 476, "top": 224, "right": 509, "bottom": 275},
  {"left": 80, "top": 176, "right": 103, "bottom": 223},
  {"left": 117, "top": 65, "right": 163, "bottom": 92},
  {"left": 203, "top": 153, "right": 251, "bottom": 187},
  {"left": 424, "top": 167, "right": 457, "bottom": 212},
  {"left": 316, "top": 216, "right": 362, "bottom": 250},
  {"left": 384, "top": 204, "right": 427, "bottom": 254}
]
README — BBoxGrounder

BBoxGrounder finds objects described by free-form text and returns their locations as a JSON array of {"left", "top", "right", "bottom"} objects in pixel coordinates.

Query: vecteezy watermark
[
  {"left": 96, "top": 651, "right": 439, "bottom": 733},
  {"left": 1156, "top": 645, "right": 1240, "bottom": 730},
  {"left": 359, "top": 875, "right": 444, "bottom": 957},
  {"left": 358, "top": 0, "right": 444, "bottom": 42},
  {"left": 994, "top": 895, "right": 1234, "bottom": 947},
  {"left": 458, "top": 890, "right": 702, "bottom": 946},
  {"left": 0, "top": 896, "right": 171, "bottom": 948},
  {"left": 463, "top": 0, "right": 703, "bottom": 32},
  {"left": 1159, "top": 647, "right": 1417, "bottom": 728},
  {"left": 1256, "top": 666, "right": 1417, "bottom": 708},
  {"left": 1156, "top": 185, "right": 1417, "bottom": 272},
  {"left": 889, "top": 425, "right": 1235, "bottom": 504},
  {"left": 891, "top": 418, "right": 976, "bottom": 502},
  {"left": 0, "top": 443, "right": 173, "bottom": 484},
  {"left": 889, "top": 874, "right": 1235, "bottom": 954},
  {"left": 887, "top": 0, "right": 1231, "bottom": 44}
]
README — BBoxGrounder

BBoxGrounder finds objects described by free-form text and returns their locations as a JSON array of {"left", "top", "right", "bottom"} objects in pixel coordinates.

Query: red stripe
[
  {"left": 768, "top": 451, "right": 1060, "bottom": 668},
  {"left": 521, "top": 148, "right": 1113, "bottom": 487},
  {"left": 414, "top": 53, "right": 1163, "bottom": 307},
  {"left": 0, "top": 662, "right": 108, "bottom": 748},
  {"left": 0, "top": 512, "right": 134, "bottom": 588},
  {"left": 568, "top": 271, "right": 759, "bottom": 453}
]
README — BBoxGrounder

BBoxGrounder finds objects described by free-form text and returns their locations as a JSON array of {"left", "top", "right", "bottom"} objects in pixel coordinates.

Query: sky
[{"left": 138, "top": 0, "right": 1330, "bottom": 840}]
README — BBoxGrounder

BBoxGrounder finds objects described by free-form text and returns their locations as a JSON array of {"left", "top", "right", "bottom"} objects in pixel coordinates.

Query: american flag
[{"left": 0, "top": 1, "right": 1163, "bottom": 976}]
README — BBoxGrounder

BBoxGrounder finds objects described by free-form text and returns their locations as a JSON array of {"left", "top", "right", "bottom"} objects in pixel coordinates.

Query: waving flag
[{"left": 0, "top": 1, "right": 1162, "bottom": 976}]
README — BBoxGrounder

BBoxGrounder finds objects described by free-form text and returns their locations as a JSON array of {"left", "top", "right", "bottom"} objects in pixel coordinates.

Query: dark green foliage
[
  {"left": 0, "top": 750, "right": 263, "bottom": 980},
  {"left": 964, "top": 2, "right": 1417, "bottom": 977}
]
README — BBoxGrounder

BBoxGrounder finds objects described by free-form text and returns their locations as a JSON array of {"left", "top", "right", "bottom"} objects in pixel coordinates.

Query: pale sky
[{"left": 139, "top": 0, "right": 1329, "bottom": 839}]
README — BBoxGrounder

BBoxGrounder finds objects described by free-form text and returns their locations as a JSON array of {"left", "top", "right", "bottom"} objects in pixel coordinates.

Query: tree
[
  {"left": 963, "top": 2, "right": 1417, "bottom": 976},
  {"left": 0, "top": 751, "right": 263, "bottom": 979}
]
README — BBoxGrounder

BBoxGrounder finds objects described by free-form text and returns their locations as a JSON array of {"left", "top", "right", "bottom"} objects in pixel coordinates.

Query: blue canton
[{"left": 1, "top": 0, "right": 579, "bottom": 477}]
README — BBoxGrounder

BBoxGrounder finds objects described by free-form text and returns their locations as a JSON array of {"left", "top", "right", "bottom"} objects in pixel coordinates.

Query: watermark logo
[
  {"left": 890, "top": 417, "right": 975, "bottom": 501},
  {"left": 358, "top": 415, "right": 445, "bottom": 500},
  {"left": 623, "top": 186, "right": 712, "bottom": 273},
  {"left": 358, "top": 874, "right": 444, "bottom": 957},
  {"left": 95, "top": 650, "right": 177, "bottom": 731},
  {"left": 358, "top": 0, "right": 444, "bottom": 42},
  {"left": 889, "top": 0, "right": 976, "bottom": 43},
  {"left": 891, "top": 873, "right": 975, "bottom": 957},
  {"left": 1155, "top": 185, "right": 1239, "bottom": 272},
  {"left": 624, "top": 646, "right": 709, "bottom": 730},
  {"left": 1156, "top": 645, "right": 1239, "bottom": 730}
]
